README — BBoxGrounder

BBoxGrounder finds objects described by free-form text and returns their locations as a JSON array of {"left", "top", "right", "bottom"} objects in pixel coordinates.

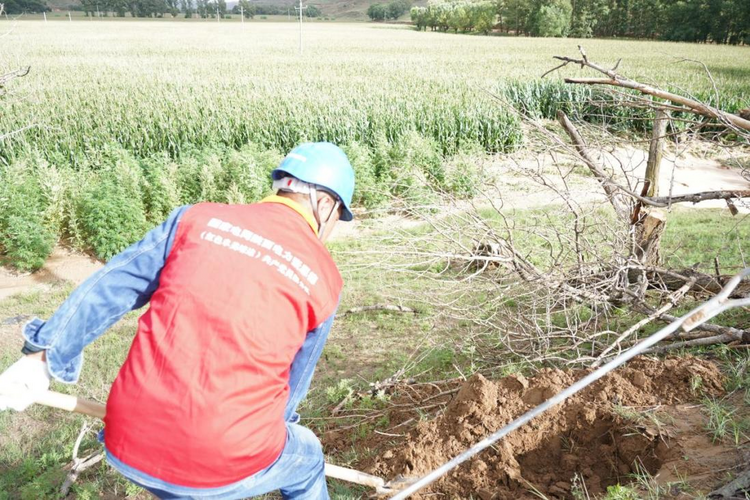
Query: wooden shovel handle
[
  {"left": 36, "top": 391, "right": 389, "bottom": 490},
  {"left": 35, "top": 390, "right": 106, "bottom": 419},
  {"left": 324, "top": 463, "right": 385, "bottom": 489}
]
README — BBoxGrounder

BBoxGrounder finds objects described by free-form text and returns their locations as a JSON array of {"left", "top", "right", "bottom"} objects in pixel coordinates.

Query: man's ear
[{"left": 319, "top": 193, "right": 338, "bottom": 220}]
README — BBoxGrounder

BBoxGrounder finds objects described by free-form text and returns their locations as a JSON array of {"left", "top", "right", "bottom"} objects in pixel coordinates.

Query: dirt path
[
  {"left": 605, "top": 145, "right": 750, "bottom": 209},
  {"left": 332, "top": 146, "right": 750, "bottom": 241},
  {"left": 0, "top": 247, "right": 102, "bottom": 302}
]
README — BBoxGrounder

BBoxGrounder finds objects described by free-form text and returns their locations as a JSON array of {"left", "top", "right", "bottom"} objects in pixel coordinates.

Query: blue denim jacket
[{"left": 22, "top": 204, "right": 335, "bottom": 420}]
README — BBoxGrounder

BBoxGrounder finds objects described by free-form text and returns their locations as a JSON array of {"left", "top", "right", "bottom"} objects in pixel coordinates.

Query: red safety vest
[{"left": 104, "top": 199, "right": 342, "bottom": 487}]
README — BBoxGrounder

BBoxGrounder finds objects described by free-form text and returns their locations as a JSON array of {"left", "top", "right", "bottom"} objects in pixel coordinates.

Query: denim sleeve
[
  {"left": 284, "top": 309, "right": 338, "bottom": 423},
  {"left": 21, "top": 205, "right": 191, "bottom": 384}
]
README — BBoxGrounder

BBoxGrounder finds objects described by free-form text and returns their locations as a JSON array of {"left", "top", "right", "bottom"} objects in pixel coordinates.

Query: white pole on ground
[
  {"left": 68, "top": 11, "right": 72, "bottom": 21},
  {"left": 216, "top": 4, "right": 219, "bottom": 22},
  {"left": 240, "top": 4, "right": 243, "bottom": 22},
  {"left": 43, "top": 11, "right": 47, "bottom": 22},
  {"left": 390, "top": 268, "right": 750, "bottom": 500}
]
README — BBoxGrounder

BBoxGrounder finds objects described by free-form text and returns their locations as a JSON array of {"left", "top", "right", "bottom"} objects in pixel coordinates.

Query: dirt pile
[{"left": 367, "top": 357, "right": 725, "bottom": 499}]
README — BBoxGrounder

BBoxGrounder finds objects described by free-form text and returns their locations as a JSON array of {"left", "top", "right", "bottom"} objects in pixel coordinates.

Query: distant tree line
[
  {"left": 366, "top": 0, "right": 410, "bottom": 20},
  {"left": 406, "top": 0, "right": 750, "bottom": 43},
  {"left": 70, "top": 0, "right": 320, "bottom": 18},
  {"left": 3, "top": 0, "right": 50, "bottom": 13},
  {"left": 500, "top": 0, "right": 750, "bottom": 42},
  {"left": 410, "top": 2, "right": 495, "bottom": 33},
  {"left": 230, "top": 1, "right": 321, "bottom": 17}
]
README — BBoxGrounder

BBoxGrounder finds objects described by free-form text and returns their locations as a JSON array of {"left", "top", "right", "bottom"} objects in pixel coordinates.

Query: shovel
[{"left": 29, "top": 390, "right": 410, "bottom": 495}]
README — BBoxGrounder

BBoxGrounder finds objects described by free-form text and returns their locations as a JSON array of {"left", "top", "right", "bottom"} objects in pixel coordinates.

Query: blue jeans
[
  {"left": 106, "top": 423, "right": 328, "bottom": 500},
  {"left": 104, "top": 313, "right": 336, "bottom": 499}
]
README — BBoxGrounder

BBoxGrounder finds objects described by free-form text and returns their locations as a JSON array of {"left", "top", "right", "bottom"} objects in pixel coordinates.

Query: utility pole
[
  {"left": 68, "top": 11, "right": 72, "bottom": 21},
  {"left": 216, "top": 3, "right": 219, "bottom": 21},
  {"left": 240, "top": 3, "right": 243, "bottom": 22},
  {"left": 96, "top": 2, "right": 100, "bottom": 18},
  {"left": 43, "top": 10, "right": 47, "bottom": 22},
  {"left": 294, "top": 0, "right": 306, "bottom": 55}
]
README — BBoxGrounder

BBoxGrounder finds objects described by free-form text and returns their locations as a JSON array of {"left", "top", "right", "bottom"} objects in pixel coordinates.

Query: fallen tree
[{"left": 349, "top": 49, "right": 750, "bottom": 366}]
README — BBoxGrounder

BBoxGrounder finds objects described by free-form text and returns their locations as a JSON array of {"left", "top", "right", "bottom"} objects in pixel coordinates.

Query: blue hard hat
[{"left": 272, "top": 142, "right": 355, "bottom": 222}]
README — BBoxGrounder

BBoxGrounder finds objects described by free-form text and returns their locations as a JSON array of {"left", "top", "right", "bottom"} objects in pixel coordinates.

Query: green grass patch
[{"left": 662, "top": 209, "right": 750, "bottom": 274}]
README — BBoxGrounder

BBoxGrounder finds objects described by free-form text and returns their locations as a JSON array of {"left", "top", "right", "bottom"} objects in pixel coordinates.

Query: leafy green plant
[
  {"left": 0, "top": 162, "right": 56, "bottom": 271},
  {"left": 344, "top": 141, "right": 388, "bottom": 209},
  {"left": 443, "top": 145, "right": 484, "bottom": 199},
  {"left": 218, "top": 143, "right": 278, "bottom": 203},
  {"left": 140, "top": 153, "right": 181, "bottom": 224},
  {"left": 77, "top": 149, "right": 149, "bottom": 260},
  {"left": 602, "top": 484, "right": 639, "bottom": 500},
  {"left": 326, "top": 378, "right": 356, "bottom": 406}
]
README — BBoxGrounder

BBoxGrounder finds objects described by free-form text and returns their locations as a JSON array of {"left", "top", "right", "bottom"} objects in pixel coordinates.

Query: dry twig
[
  {"left": 338, "top": 304, "right": 416, "bottom": 317},
  {"left": 60, "top": 423, "right": 105, "bottom": 496}
]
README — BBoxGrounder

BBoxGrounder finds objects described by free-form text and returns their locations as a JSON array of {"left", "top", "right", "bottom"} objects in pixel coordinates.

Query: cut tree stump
[{"left": 633, "top": 209, "right": 666, "bottom": 268}]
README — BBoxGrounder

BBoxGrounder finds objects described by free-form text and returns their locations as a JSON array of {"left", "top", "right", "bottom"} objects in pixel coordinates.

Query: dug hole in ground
[{"left": 324, "top": 357, "right": 747, "bottom": 499}]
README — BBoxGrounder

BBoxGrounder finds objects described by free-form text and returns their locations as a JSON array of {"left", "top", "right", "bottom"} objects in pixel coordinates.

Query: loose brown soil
[{"left": 323, "top": 357, "right": 747, "bottom": 499}]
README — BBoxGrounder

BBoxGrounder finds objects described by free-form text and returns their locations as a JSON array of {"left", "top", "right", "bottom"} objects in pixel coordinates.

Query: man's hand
[{"left": 0, "top": 354, "right": 51, "bottom": 412}]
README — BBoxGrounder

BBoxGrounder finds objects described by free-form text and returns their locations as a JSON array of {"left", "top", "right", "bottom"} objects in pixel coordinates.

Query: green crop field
[
  {"left": 1, "top": 21, "right": 749, "bottom": 269},
  {"left": 3, "top": 22, "right": 749, "bottom": 158}
]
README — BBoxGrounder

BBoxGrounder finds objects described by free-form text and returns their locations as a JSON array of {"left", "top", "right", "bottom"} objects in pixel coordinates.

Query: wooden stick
[
  {"left": 32, "top": 391, "right": 396, "bottom": 491},
  {"left": 338, "top": 304, "right": 415, "bottom": 317},
  {"left": 645, "top": 332, "right": 742, "bottom": 354},
  {"left": 647, "top": 190, "right": 750, "bottom": 205},
  {"left": 563, "top": 77, "right": 750, "bottom": 132},
  {"left": 325, "top": 463, "right": 385, "bottom": 490},
  {"left": 35, "top": 390, "right": 106, "bottom": 419}
]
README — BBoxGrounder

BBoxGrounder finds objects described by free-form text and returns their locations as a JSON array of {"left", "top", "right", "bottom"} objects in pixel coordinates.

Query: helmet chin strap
[{"left": 308, "top": 186, "right": 340, "bottom": 241}]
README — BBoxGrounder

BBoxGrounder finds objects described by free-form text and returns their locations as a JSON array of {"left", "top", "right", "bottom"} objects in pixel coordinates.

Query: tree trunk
[
  {"left": 629, "top": 110, "right": 669, "bottom": 286},
  {"left": 644, "top": 109, "right": 669, "bottom": 197}
]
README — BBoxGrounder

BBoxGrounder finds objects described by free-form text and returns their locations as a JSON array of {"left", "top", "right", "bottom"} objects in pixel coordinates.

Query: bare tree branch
[
  {"left": 557, "top": 110, "right": 630, "bottom": 219},
  {"left": 338, "top": 304, "right": 416, "bottom": 317},
  {"left": 592, "top": 276, "right": 696, "bottom": 366},
  {"left": 647, "top": 190, "right": 750, "bottom": 205},
  {"left": 548, "top": 46, "right": 750, "bottom": 133},
  {"left": 0, "top": 66, "right": 30, "bottom": 89}
]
